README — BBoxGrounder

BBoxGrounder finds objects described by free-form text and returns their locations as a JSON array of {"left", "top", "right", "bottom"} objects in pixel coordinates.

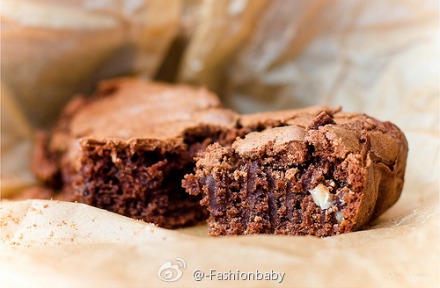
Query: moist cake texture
[
  {"left": 33, "top": 78, "right": 239, "bottom": 228},
  {"left": 183, "top": 108, "right": 408, "bottom": 236}
]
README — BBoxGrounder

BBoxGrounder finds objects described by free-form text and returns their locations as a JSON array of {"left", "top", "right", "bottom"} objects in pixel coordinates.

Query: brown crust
[{"left": 239, "top": 106, "right": 341, "bottom": 129}]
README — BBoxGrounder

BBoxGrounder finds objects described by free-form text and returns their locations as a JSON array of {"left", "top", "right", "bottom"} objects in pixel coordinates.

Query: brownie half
[
  {"left": 32, "top": 78, "right": 239, "bottom": 228},
  {"left": 183, "top": 108, "right": 408, "bottom": 236}
]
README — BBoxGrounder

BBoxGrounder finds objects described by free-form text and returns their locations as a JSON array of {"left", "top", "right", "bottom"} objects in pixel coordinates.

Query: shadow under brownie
[{"left": 183, "top": 109, "right": 408, "bottom": 236}]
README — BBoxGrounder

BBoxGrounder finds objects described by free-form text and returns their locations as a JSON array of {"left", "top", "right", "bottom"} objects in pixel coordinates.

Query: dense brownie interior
[
  {"left": 74, "top": 126, "right": 240, "bottom": 228},
  {"left": 183, "top": 111, "right": 407, "bottom": 236}
]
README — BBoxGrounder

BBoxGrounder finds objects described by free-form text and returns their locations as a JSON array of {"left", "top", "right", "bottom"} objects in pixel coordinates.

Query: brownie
[
  {"left": 32, "top": 78, "right": 239, "bottom": 228},
  {"left": 183, "top": 108, "right": 408, "bottom": 236},
  {"left": 33, "top": 81, "right": 408, "bottom": 235}
]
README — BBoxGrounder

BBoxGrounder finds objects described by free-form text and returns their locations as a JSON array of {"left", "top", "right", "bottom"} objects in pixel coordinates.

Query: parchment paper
[{"left": 1, "top": 0, "right": 439, "bottom": 287}]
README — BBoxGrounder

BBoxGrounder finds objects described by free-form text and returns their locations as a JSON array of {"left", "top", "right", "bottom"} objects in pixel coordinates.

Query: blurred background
[{"left": 1, "top": 0, "right": 438, "bottom": 200}]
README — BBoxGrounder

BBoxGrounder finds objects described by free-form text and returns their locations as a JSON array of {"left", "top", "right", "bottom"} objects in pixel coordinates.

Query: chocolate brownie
[
  {"left": 183, "top": 108, "right": 408, "bottom": 236},
  {"left": 33, "top": 78, "right": 239, "bottom": 228}
]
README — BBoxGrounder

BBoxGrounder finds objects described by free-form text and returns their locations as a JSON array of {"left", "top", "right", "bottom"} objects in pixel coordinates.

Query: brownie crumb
[{"left": 308, "top": 111, "right": 336, "bottom": 130}]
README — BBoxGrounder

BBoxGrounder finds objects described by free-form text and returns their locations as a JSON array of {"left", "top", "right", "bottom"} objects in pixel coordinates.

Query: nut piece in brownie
[
  {"left": 32, "top": 78, "right": 239, "bottom": 228},
  {"left": 183, "top": 108, "right": 408, "bottom": 236}
]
